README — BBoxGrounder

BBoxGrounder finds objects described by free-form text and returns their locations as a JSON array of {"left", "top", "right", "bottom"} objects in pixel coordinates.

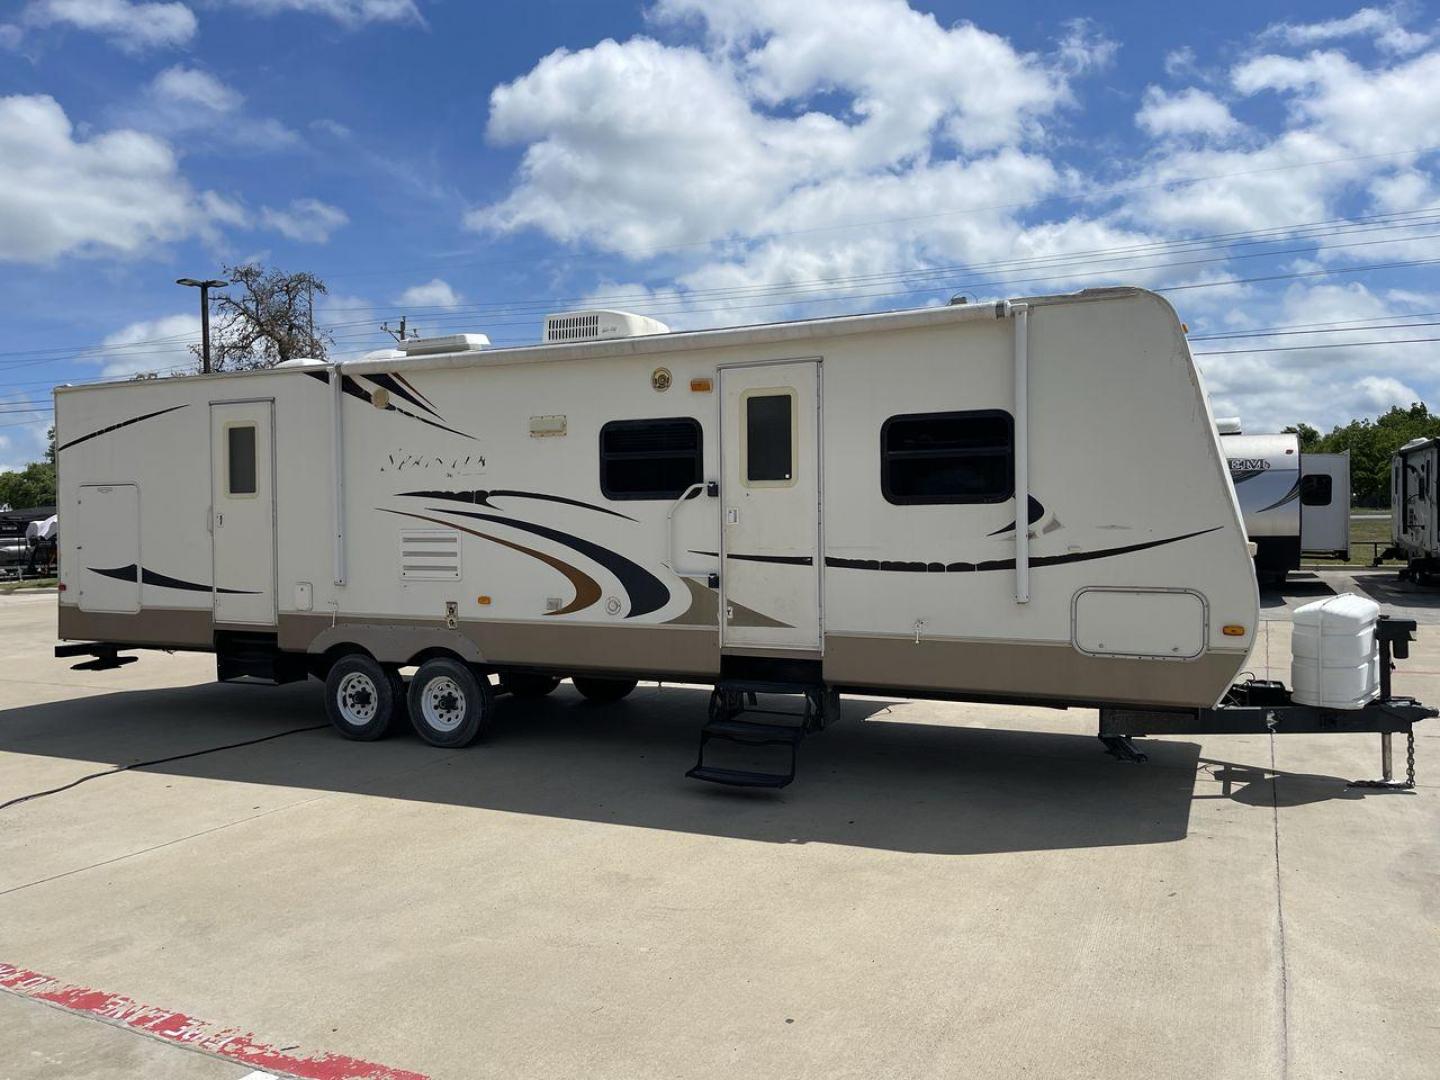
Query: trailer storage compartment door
[{"left": 76, "top": 483, "right": 140, "bottom": 614}]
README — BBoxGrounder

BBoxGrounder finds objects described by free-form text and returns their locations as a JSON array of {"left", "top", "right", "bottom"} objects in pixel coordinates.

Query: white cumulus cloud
[
  {"left": 1260, "top": 5, "right": 1431, "bottom": 55},
  {"left": 1136, "top": 87, "right": 1240, "bottom": 139},
  {"left": 17, "top": 0, "right": 196, "bottom": 52},
  {"left": 395, "top": 278, "right": 462, "bottom": 308},
  {"left": 0, "top": 94, "right": 229, "bottom": 262},
  {"left": 94, "top": 312, "right": 200, "bottom": 377},
  {"left": 220, "top": 0, "right": 421, "bottom": 25},
  {"left": 259, "top": 198, "right": 349, "bottom": 243}
]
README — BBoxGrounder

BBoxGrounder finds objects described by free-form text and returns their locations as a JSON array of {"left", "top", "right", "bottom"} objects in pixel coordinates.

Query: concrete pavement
[{"left": 0, "top": 584, "right": 1436, "bottom": 1080}]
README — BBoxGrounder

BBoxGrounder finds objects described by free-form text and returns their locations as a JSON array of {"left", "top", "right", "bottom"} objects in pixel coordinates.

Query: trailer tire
[
  {"left": 325, "top": 655, "right": 403, "bottom": 741},
  {"left": 502, "top": 673, "right": 562, "bottom": 698},
  {"left": 408, "top": 658, "right": 493, "bottom": 747},
  {"left": 572, "top": 676, "right": 638, "bottom": 704}
]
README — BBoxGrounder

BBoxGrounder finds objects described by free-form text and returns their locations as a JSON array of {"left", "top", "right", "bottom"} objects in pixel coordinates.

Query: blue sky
[{"left": 2, "top": 0, "right": 1439, "bottom": 467}]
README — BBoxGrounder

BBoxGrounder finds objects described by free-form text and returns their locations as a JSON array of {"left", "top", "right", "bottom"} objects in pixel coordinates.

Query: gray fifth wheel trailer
[
  {"left": 1217, "top": 425, "right": 1351, "bottom": 583},
  {"left": 54, "top": 288, "right": 1432, "bottom": 788},
  {"left": 1391, "top": 436, "right": 1440, "bottom": 581}
]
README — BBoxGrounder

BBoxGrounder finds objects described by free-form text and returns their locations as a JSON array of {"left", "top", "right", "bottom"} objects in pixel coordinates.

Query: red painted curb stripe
[{"left": 0, "top": 962, "right": 428, "bottom": 1080}]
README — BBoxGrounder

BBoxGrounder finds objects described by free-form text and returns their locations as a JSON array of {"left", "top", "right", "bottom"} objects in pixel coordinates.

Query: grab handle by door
[{"left": 666, "top": 482, "right": 712, "bottom": 578}]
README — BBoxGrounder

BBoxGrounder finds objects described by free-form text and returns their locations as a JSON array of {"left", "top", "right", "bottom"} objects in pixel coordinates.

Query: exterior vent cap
[
  {"left": 543, "top": 309, "right": 670, "bottom": 343},
  {"left": 400, "top": 333, "right": 490, "bottom": 357}
]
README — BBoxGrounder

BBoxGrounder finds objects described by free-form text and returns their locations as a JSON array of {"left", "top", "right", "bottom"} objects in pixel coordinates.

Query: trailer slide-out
[{"left": 55, "top": 288, "right": 1432, "bottom": 788}]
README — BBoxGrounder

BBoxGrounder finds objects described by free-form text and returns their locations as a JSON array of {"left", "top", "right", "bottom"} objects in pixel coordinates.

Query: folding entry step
[{"left": 686, "top": 680, "right": 838, "bottom": 789}]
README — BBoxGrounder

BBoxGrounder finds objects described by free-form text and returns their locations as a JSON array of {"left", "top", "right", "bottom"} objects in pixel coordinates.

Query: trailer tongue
[{"left": 1099, "top": 611, "right": 1434, "bottom": 791}]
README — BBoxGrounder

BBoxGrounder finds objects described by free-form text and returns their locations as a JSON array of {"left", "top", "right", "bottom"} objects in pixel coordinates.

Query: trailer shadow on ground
[{"left": 0, "top": 677, "right": 1375, "bottom": 855}]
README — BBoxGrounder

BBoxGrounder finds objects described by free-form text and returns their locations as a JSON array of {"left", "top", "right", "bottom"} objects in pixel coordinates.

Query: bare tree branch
[{"left": 190, "top": 263, "right": 332, "bottom": 372}]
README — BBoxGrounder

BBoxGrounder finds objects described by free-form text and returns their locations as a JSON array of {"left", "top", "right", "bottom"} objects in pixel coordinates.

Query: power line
[
  {"left": 1194, "top": 336, "right": 1440, "bottom": 355},
  {"left": 4, "top": 203, "right": 1440, "bottom": 366}
]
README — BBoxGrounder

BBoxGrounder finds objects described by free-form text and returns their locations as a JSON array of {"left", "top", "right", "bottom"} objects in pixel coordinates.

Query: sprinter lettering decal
[{"left": 825, "top": 526, "right": 1222, "bottom": 572}]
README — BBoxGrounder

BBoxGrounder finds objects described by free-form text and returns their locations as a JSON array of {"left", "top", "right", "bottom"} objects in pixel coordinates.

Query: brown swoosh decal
[{"left": 381, "top": 509, "right": 602, "bottom": 616}]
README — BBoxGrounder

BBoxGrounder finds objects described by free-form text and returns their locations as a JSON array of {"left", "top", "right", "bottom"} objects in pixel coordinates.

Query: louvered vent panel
[
  {"left": 399, "top": 529, "right": 461, "bottom": 580},
  {"left": 544, "top": 313, "right": 601, "bottom": 342}
]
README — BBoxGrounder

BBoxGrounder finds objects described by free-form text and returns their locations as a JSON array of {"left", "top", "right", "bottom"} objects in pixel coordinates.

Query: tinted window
[
  {"left": 882, "top": 410, "right": 1013, "bottom": 504},
  {"left": 227, "top": 425, "right": 257, "bottom": 496},
  {"left": 746, "top": 392, "right": 793, "bottom": 483},
  {"left": 1301, "top": 473, "right": 1332, "bottom": 507},
  {"left": 600, "top": 418, "right": 703, "bottom": 500}
]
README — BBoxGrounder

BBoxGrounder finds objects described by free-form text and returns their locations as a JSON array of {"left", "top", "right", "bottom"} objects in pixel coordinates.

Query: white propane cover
[{"left": 1290, "top": 594, "right": 1380, "bottom": 709}]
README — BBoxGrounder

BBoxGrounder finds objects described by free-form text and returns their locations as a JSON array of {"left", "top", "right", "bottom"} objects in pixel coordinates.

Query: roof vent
[
  {"left": 543, "top": 309, "right": 670, "bottom": 343},
  {"left": 399, "top": 333, "right": 490, "bottom": 357}
]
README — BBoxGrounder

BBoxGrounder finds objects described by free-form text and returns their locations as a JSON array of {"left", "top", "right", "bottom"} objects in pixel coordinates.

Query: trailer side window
[
  {"left": 744, "top": 390, "right": 795, "bottom": 486},
  {"left": 600, "top": 418, "right": 703, "bottom": 500},
  {"left": 1300, "top": 473, "right": 1332, "bottom": 507},
  {"left": 226, "top": 424, "right": 257, "bottom": 496},
  {"left": 881, "top": 410, "right": 1013, "bottom": 504}
]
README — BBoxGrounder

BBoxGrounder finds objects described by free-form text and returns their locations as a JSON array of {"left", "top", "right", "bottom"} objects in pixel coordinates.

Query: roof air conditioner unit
[
  {"left": 399, "top": 333, "right": 490, "bottom": 357},
  {"left": 542, "top": 309, "right": 670, "bottom": 343}
]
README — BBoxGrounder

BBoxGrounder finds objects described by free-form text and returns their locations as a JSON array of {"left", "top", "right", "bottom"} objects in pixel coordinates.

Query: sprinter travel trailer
[
  {"left": 55, "top": 288, "right": 1432, "bottom": 788},
  {"left": 1217, "top": 424, "right": 1350, "bottom": 582}
]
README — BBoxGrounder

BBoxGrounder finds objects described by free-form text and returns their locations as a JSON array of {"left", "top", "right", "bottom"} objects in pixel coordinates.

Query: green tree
[
  {"left": 0, "top": 460, "right": 56, "bottom": 510},
  {"left": 1283, "top": 422, "right": 1321, "bottom": 453},
  {"left": 1313, "top": 402, "right": 1440, "bottom": 505}
]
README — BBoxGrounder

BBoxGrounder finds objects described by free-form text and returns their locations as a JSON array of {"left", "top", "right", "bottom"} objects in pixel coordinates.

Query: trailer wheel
[
  {"left": 572, "top": 676, "right": 638, "bottom": 704},
  {"left": 408, "top": 658, "right": 493, "bottom": 747},
  {"left": 502, "top": 673, "right": 562, "bottom": 698},
  {"left": 325, "top": 655, "right": 404, "bottom": 741}
]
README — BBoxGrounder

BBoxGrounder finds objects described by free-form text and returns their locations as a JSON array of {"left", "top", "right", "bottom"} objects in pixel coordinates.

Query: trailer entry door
[
  {"left": 719, "top": 360, "right": 821, "bottom": 652},
  {"left": 210, "top": 400, "right": 276, "bottom": 625}
]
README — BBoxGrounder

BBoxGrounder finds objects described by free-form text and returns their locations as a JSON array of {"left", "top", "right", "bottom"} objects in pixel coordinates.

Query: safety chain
[{"left": 1407, "top": 728, "right": 1417, "bottom": 788}]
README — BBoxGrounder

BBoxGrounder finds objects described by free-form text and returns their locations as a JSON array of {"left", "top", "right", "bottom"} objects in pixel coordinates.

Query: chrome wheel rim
[
  {"left": 421, "top": 675, "right": 466, "bottom": 733},
  {"left": 336, "top": 671, "right": 379, "bottom": 726}
]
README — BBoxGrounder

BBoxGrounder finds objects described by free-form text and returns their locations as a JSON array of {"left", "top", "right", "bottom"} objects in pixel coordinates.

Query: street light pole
[{"left": 176, "top": 277, "right": 228, "bottom": 373}]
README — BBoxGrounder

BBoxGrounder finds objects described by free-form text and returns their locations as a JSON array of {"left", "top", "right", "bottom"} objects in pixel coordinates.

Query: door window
[
  {"left": 226, "top": 424, "right": 258, "bottom": 496},
  {"left": 744, "top": 390, "right": 795, "bottom": 486}
]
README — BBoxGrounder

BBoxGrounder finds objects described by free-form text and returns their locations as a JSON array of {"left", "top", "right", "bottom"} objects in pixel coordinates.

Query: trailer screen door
[
  {"left": 719, "top": 360, "right": 821, "bottom": 651},
  {"left": 210, "top": 400, "right": 276, "bottom": 625}
]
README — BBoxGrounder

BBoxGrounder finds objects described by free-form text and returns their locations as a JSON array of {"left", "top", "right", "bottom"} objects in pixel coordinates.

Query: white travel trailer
[
  {"left": 54, "top": 288, "right": 1430, "bottom": 786},
  {"left": 1391, "top": 436, "right": 1440, "bottom": 580},
  {"left": 1218, "top": 425, "right": 1350, "bottom": 581}
]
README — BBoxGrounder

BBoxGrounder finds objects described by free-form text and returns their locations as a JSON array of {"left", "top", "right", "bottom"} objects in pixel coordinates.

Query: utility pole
[
  {"left": 176, "top": 277, "right": 228, "bottom": 373},
  {"left": 381, "top": 315, "right": 417, "bottom": 343}
]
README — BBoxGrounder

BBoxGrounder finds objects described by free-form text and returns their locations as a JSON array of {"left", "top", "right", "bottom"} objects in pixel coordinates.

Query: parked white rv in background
[
  {"left": 1217, "top": 420, "right": 1350, "bottom": 582},
  {"left": 53, "top": 287, "right": 1429, "bottom": 787},
  {"left": 1392, "top": 436, "right": 1440, "bottom": 581}
]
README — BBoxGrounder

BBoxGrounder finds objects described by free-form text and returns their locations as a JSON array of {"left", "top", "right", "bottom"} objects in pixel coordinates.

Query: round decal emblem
[
  {"left": 651, "top": 367, "right": 672, "bottom": 392},
  {"left": 605, "top": 596, "right": 623, "bottom": 616}
]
